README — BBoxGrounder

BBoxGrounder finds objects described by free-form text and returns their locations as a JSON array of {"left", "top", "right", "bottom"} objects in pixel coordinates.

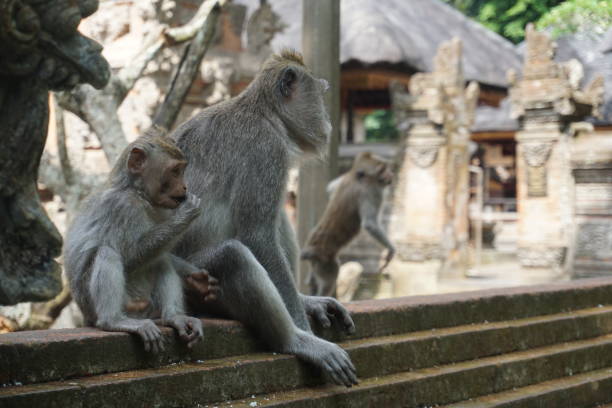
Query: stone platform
[{"left": 2, "top": 278, "right": 612, "bottom": 407}]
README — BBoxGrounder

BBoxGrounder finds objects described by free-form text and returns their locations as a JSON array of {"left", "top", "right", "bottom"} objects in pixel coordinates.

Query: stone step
[
  {"left": 2, "top": 303, "right": 612, "bottom": 388},
  {"left": 442, "top": 367, "right": 612, "bottom": 408},
  {"left": 225, "top": 336, "right": 612, "bottom": 408},
  {"left": 2, "top": 278, "right": 612, "bottom": 386},
  {"left": 3, "top": 330, "right": 612, "bottom": 408}
]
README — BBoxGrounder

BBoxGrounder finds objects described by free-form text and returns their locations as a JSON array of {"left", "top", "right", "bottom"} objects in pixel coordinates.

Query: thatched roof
[
  {"left": 555, "top": 31, "right": 612, "bottom": 125},
  {"left": 236, "top": 0, "right": 521, "bottom": 88},
  {"left": 472, "top": 98, "right": 518, "bottom": 133}
]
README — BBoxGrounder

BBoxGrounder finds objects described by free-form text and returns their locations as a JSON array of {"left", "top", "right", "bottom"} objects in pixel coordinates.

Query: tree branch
[
  {"left": 115, "top": 26, "right": 166, "bottom": 101},
  {"left": 154, "top": 0, "right": 225, "bottom": 129},
  {"left": 164, "top": 0, "right": 225, "bottom": 44},
  {"left": 52, "top": 94, "right": 75, "bottom": 186}
]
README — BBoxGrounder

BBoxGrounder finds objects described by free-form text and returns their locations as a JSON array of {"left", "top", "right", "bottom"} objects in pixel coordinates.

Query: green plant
[
  {"left": 364, "top": 110, "right": 399, "bottom": 142},
  {"left": 537, "top": 0, "right": 612, "bottom": 38}
]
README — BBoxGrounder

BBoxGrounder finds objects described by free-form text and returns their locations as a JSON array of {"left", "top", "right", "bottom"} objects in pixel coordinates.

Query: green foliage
[
  {"left": 536, "top": 0, "right": 612, "bottom": 38},
  {"left": 443, "top": 0, "right": 565, "bottom": 43},
  {"left": 364, "top": 110, "right": 398, "bottom": 142}
]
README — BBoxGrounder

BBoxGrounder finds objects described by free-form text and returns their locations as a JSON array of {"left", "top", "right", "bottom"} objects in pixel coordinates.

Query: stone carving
[
  {"left": 407, "top": 146, "right": 440, "bottom": 168},
  {"left": 389, "top": 38, "right": 479, "bottom": 274},
  {"left": 246, "top": 0, "right": 286, "bottom": 55},
  {"left": 508, "top": 24, "right": 604, "bottom": 120},
  {"left": 517, "top": 246, "right": 566, "bottom": 268},
  {"left": 201, "top": 0, "right": 286, "bottom": 103},
  {"left": 391, "top": 38, "right": 479, "bottom": 137},
  {"left": 0, "top": 0, "right": 110, "bottom": 305},
  {"left": 521, "top": 141, "right": 553, "bottom": 197},
  {"left": 575, "top": 222, "right": 612, "bottom": 258},
  {"left": 236, "top": 0, "right": 286, "bottom": 79},
  {"left": 522, "top": 142, "right": 554, "bottom": 167}
]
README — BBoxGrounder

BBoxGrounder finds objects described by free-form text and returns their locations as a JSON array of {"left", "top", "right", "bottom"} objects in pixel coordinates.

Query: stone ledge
[{"left": 1, "top": 277, "right": 612, "bottom": 386}]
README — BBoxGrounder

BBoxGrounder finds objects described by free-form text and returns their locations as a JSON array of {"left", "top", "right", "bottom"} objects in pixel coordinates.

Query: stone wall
[{"left": 571, "top": 126, "right": 612, "bottom": 277}]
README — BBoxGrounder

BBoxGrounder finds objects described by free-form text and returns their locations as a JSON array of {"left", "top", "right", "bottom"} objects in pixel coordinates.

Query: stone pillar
[
  {"left": 508, "top": 24, "right": 603, "bottom": 279},
  {"left": 296, "top": 0, "right": 340, "bottom": 290},
  {"left": 389, "top": 38, "right": 479, "bottom": 295},
  {"left": 570, "top": 124, "right": 612, "bottom": 277}
]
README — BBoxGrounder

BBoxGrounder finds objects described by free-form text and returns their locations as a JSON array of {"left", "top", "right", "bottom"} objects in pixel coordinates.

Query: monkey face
[
  {"left": 127, "top": 144, "right": 188, "bottom": 210},
  {"left": 352, "top": 152, "right": 394, "bottom": 186},
  {"left": 377, "top": 164, "right": 393, "bottom": 186},
  {"left": 152, "top": 159, "right": 188, "bottom": 209},
  {"left": 277, "top": 63, "right": 331, "bottom": 152}
]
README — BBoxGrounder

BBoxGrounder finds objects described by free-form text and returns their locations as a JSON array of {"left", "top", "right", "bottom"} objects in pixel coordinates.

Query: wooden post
[{"left": 296, "top": 0, "right": 340, "bottom": 290}]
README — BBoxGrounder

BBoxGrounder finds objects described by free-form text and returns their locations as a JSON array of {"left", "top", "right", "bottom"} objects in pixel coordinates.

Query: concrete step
[
  {"left": 3, "top": 330, "right": 612, "bottom": 408},
  {"left": 223, "top": 335, "right": 612, "bottom": 408},
  {"left": 442, "top": 367, "right": 612, "bottom": 407},
  {"left": 3, "top": 278, "right": 612, "bottom": 386}
]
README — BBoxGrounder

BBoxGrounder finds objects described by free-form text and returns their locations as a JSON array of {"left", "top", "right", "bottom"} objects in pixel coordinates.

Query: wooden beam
[
  {"left": 341, "top": 68, "right": 411, "bottom": 90},
  {"left": 471, "top": 130, "right": 516, "bottom": 142}
]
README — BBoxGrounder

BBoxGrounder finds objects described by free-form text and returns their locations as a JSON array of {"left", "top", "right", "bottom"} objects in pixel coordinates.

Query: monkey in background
[
  {"left": 301, "top": 152, "right": 396, "bottom": 298},
  {"left": 171, "top": 50, "right": 358, "bottom": 387},
  {"left": 64, "top": 128, "right": 217, "bottom": 353}
]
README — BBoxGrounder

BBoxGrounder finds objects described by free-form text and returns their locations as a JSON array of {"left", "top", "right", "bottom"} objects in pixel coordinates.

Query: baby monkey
[
  {"left": 64, "top": 127, "right": 218, "bottom": 352},
  {"left": 301, "top": 152, "right": 395, "bottom": 297}
]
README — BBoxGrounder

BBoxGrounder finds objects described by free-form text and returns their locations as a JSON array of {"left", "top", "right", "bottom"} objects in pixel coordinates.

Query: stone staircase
[{"left": 2, "top": 278, "right": 612, "bottom": 407}]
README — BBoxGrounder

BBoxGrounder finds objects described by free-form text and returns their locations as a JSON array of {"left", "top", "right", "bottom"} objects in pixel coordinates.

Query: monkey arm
[
  {"left": 240, "top": 228, "right": 311, "bottom": 332},
  {"left": 125, "top": 195, "right": 200, "bottom": 271},
  {"left": 151, "top": 258, "right": 185, "bottom": 320},
  {"left": 359, "top": 197, "right": 395, "bottom": 272},
  {"left": 232, "top": 144, "right": 311, "bottom": 331},
  {"left": 169, "top": 254, "right": 200, "bottom": 277},
  {"left": 171, "top": 254, "right": 219, "bottom": 303},
  {"left": 125, "top": 222, "right": 187, "bottom": 271}
]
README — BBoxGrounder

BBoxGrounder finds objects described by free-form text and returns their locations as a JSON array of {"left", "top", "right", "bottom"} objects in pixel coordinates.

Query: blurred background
[{"left": 2, "top": 0, "right": 611, "bottom": 331}]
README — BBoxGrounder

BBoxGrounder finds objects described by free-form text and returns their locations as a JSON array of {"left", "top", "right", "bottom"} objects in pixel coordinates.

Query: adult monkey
[
  {"left": 172, "top": 50, "right": 358, "bottom": 387},
  {"left": 302, "top": 152, "right": 395, "bottom": 297}
]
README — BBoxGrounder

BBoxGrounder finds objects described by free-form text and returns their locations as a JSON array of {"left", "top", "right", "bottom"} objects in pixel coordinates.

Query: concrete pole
[{"left": 296, "top": 0, "right": 340, "bottom": 291}]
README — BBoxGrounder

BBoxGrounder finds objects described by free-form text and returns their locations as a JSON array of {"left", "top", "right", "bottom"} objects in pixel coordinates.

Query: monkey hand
[
  {"left": 185, "top": 271, "right": 220, "bottom": 303},
  {"left": 377, "top": 247, "right": 395, "bottom": 274},
  {"left": 166, "top": 315, "right": 204, "bottom": 349},
  {"left": 135, "top": 319, "right": 165, "bottom": 353},
  {"left": 177, "top": 193, "right": 202, "bottom": 224},
  {"left": 301, "top": 295, "right": 356, "bottom": 335}
]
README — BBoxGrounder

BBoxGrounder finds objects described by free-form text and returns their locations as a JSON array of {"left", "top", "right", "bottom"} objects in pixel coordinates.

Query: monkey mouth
[{"left": 171, "top": 195, "right": 187, "bottom": 205}]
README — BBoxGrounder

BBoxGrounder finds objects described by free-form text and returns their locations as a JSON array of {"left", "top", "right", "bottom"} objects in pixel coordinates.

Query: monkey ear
[
  {"left": 280, "top": 67, "right": 297, "bottom": 98},
  {"left": 127, "top": 147, "right": 147, "bottom": 174}
]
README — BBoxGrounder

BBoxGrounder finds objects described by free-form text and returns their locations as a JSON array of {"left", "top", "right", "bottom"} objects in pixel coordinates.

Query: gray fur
[
  {"left": 64, "top": 137, "right": 204, "bottom": 353},
  {"left": 171, "top": 51, "right": 358, "bottom": 387}
]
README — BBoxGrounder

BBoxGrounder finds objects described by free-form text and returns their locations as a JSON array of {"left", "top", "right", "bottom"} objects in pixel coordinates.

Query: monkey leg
[
  {"left": 187, "top": 240, "right": 358, "bottom": 387},
  {"left": 89, "top": 246, "right": 165, "bottom": 353},
  {"left": 150, "top": 257, "right": 204, "bottom": 349},
  {"left": 312, "top": 258, "right": 340, "bottom": 298}
]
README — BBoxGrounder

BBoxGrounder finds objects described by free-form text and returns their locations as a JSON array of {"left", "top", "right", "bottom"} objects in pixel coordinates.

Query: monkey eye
[{"left": 171, "top": 166, "right": 183, "bottom": 177}]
